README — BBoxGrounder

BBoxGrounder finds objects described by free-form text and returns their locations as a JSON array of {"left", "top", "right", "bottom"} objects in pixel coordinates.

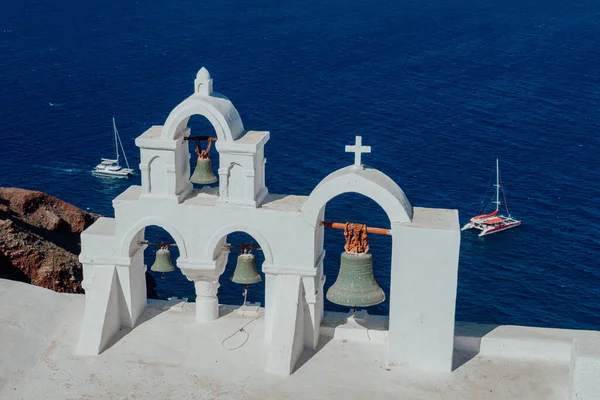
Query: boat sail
[
  {"left": 92, "top": 118, "right": 135, "bottom": 178},
  {"left": 461, "top": 159, "right": 522, "bottom": 236}
]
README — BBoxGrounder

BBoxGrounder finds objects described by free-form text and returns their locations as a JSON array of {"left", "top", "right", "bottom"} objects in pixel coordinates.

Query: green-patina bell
[
  {"left": 150, "top": 248, "right": 175, "bottom": 273},
  {"left": 190, "top": 157, "right": 217, "bottom": 185},
  {"left": 326, "top": 251, "right": 385, "bottom": 308},
  {"left": 231, "top": 253, "right": 262, "bottom": 285}
]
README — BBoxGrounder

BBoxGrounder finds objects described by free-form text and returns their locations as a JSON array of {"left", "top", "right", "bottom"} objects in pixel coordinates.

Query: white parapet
[{"left": 569, "top": 338, "right": 600, "bottom": 400}]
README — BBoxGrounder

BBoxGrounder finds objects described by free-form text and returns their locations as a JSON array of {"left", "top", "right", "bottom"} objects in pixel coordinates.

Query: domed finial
[
  {"left": 194, "top": 67, "right": 213, "bottom": 96},
  {"left": 196, "top": 67, "right": 211, "bottom": 81}
]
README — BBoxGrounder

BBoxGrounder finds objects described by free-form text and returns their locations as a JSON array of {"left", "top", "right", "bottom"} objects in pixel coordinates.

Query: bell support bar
[
  {"left": 222, "top": 243, "right": 262, "bottom": 252},
  {"left": 138, "top": 241, "right": 261, "bottom": 251},
  {"left": 183, "top": 136, "right": 218, "bottom": 141},
  {"left": 321, "top": 221, "right": 391, "bottom": 235},
  {"left": 139, "top": 241, "right": 177, "bottom": 247}
]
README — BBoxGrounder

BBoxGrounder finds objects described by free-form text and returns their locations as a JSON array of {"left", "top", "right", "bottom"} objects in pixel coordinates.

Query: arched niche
[
  {"left": 223, "top": 162, "right": 245, "bottom": 202},
  {"left": 148, "top": 156, "right": 168, "bottom": 194}
]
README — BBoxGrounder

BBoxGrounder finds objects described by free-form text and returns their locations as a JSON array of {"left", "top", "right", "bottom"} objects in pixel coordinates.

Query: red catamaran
[{"left": 462, "top": 159, "right": 522, "bottom": 237}]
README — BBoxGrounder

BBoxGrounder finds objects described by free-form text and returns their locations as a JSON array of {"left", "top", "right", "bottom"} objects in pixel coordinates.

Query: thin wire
[
  {"left": 499, "top": 171, "right": 510, "bottom": 216},
  {"left": 221, "top": 286, "right": 262, "bottom": 351},
  {"left": 221, "top": 313, "right": 263, "bottom": 351},
  {"left": 477, "top": 166, "right": 496, "bottom": 215}
]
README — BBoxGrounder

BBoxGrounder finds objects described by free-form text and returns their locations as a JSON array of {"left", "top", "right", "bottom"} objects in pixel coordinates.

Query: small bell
[
  {"left": 326, "top": 251, "right": 385, "bottom": 308},
  {"left": 190, "top": 157, "right": 217, "bottom": 185},
  {"left": 150, "top": 248, "right": 175, "bottom": 273},
  {"left": 231, "top": 253, "right": 262, "bottom": 285}
]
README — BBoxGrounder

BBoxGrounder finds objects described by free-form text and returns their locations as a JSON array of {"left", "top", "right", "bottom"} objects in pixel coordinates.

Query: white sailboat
[
  {"left": 92, "top": 118, "right": 135, "bottom": 178},
  {"left": 461, "top": 159, "right": 522, "bottom": 236}
]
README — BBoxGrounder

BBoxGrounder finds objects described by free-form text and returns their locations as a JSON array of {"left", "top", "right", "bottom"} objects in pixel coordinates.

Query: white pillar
[
  {"left": 388, "top": 216, "right": 460, "bottom": 372},
  {"left": 264, "top": 272, "right": 277, "bottom": 342},
  {"left": 194, "top": 279, "right": 220, "bottom": 322}
]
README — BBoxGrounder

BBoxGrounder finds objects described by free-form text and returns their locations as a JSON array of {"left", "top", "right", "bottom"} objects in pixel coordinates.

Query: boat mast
[
  {"left": 113, "top": 117, "right": 120, "bottom": 164},
  {"left": 114, "top": 118, "right": 131, "bottom": 169},
  {"left": 494, "top": 158, "right": 501, "bottom": 212}
]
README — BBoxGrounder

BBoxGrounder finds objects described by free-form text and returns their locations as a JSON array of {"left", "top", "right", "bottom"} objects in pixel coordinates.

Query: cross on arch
[{"left": 345, "top": 135, "right": 371, "bottom": 169}]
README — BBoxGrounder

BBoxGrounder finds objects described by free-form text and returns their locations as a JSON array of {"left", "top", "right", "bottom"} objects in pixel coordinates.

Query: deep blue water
[{"left": 1, "top": 0, "right": 599, "bottom": 330}]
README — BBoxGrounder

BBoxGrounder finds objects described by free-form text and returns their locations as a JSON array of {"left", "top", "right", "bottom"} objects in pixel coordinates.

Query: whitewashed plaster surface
[
  {"left": 77, "top": 68, "right": 460, "bottom": 375},
  {"left": 1, "top": 279, "right": 599, "bottom": 400}
]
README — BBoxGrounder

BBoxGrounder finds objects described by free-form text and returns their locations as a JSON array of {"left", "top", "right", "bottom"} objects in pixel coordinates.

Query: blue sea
[{"left": 1, "top": 0, "right": 599, "bottom": 330}]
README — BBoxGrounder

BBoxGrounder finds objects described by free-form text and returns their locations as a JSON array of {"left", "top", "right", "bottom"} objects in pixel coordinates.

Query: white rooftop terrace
[{"left": 1, "top": 279, "right": 598, "bottom": 399}]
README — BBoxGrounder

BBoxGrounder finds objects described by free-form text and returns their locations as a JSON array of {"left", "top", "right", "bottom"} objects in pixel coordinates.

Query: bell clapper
[{"left": 242, "top": 284, "right": 249, "bottom": 307}]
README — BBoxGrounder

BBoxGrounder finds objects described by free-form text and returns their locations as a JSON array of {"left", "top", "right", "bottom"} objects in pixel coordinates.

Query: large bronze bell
[
  {"left": 326, "top": 251, "right": 385, "bottom": 308},
  {"left": 231, "top": 253, "right": 262, "bottom": 285},
  {"left": 190, "top": 157, "right": 217, "bottom": 185},
  {"left": 150, "top": 248, "right": 175, "bottom": 273}
]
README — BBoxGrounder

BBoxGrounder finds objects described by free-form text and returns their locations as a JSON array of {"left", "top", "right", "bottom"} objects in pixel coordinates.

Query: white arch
[
  {"left": 205, "top": 224, "right": 274, "bottom": 266},
  {"left": 162, "top": 94, "right": 245, "bottom": 142},
  {"left": 301, "top": 166, "right": 413, "bottom": 227},
  {"left": 119, "top": 216, "right": 189, "bottom": 259}
]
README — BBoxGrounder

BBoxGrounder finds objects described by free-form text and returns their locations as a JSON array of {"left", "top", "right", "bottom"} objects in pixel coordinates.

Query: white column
[{"left": 194, "top": 278, "right": 220, "bottom": 322}]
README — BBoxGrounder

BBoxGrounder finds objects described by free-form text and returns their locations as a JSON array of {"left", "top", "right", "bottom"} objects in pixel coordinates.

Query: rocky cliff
[{"left": 0, "top": 188, "right": 157, "bottom": 297}]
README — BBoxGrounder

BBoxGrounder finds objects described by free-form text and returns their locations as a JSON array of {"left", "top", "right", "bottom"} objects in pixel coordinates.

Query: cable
[
  {"left": 221, "top": 285, "right": 263, "bottom": 351},
  {"left": 477, "top": 166, "right": 496, "bottom": 215},
  {"left": 221, "top": 313, "right": 263, "bottom": 350}
]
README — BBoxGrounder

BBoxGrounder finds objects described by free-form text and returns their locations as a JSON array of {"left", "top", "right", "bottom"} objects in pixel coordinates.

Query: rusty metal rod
[
  {"left": 139, "top": 241, "right": 178, "bottom": 247},
  {"left": 223, "top": 243, "right": 262, "bottom": 252},
  {"left": 139, "top": 241, "right": 262, "bottom": 251},
  {"left": 183, "top": 136, "right": 218, "bottom": 141},
  {"left": 321, "top": 221, "right": 391, "bottom": 235}
]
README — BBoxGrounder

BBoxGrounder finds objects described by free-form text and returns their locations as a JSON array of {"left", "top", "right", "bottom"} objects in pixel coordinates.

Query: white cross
[{"left": 345, "top": 136, "right": 371, "bottom": 169}]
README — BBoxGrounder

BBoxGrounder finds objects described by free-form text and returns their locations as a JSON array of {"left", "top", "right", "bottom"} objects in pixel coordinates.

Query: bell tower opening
[
  {"left": 321, "top": 193, "right": 392, "bottom": 316},
  {"left": 185, "top": 115, "right": 219, "bottom": 190},
  {"left": 138, "top": 225, "right": 194, "bottom": 300},
  {"left": 216, "top": 231, "right": 267, "bottom": 307}
]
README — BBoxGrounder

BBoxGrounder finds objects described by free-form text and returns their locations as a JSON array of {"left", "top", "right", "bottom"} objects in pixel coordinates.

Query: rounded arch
[
  {"left": 119, "top": 217, "right": 189, "bottom": 259},
  {"left": 206, "top": 224, "right": 274, "bottom": 266},
  {"left": 301, "top": 166, "right": 413, "bottom": 227},
  {"left": 162, "top": 95, "right": 245, "bottom": 142}
]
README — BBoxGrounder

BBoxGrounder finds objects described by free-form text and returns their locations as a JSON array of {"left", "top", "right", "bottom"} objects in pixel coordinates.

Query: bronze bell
[
  {"left": 190, "top": 157, "right": 217, "bottom": 185},
  {"left": 326, "top": 251, "right": 385, "bottom": 308},
  {"left": 150, "top": 248, "right": 175, "bottom": 273},
  {"left": 231, "top": 253, "right": 262, "bottom": 285}
]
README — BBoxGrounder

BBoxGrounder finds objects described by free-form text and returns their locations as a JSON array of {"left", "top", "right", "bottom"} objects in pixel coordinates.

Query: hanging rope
[
  {"left": 195, "top": 137, "right": 216, "bottom": 159},
  {"left": 343, "top": 223, "right": 369, "bottom": 253}
]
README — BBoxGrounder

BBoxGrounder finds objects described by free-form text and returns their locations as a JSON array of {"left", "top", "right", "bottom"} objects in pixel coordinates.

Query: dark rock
[{"left": 0, "top": 188, "right": 155, "bottom": 298}]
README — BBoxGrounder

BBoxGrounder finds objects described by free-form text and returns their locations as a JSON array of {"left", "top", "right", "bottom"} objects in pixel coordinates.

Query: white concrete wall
[{"left": 388, "top": 209, "right": 460, "bottom": 371}]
